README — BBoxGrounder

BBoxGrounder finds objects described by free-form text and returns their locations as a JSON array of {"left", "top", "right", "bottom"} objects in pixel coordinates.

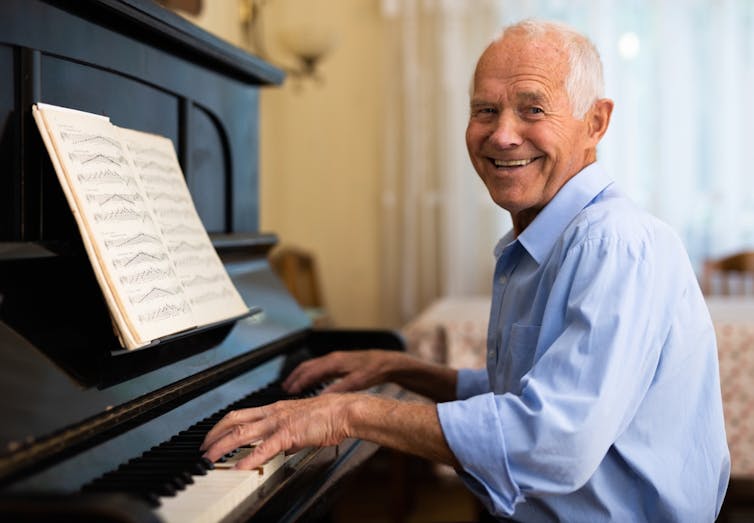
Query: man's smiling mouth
[{"left": 491, "top": 157, "right": 542, "bottom": 168}]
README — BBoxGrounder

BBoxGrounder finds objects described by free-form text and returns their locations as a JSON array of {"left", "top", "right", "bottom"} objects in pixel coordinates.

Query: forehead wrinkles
[{"left": 474, "top": 35, "right": 569, "bottom": 99}]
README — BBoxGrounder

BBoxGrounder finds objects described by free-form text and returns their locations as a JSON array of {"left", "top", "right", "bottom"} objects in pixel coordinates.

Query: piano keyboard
[
  {"left": 156, "top": 448, "right": 288, "bottom": 523},
  {"left": 81, "top": 381, "right": 317, "bottom": 521}
]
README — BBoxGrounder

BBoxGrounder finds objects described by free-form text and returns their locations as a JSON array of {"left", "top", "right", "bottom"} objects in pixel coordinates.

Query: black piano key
[
  {"left": 101, "top": 471, "right": 187, "bottom": 491},
  {"left": 125, "top": 457, "right": 211, "bottom": 475},
  {"left": 81, "top": 484, "right": 162, "bottom": 507},
  {"left": 118, "top": 464, "right": 195, "bottom": 484},
  {"left": 85, "top": 478, "right": 178, "bottom": 497}
]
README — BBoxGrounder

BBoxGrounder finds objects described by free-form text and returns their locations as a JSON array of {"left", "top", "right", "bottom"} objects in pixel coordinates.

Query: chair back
[{"left": 702, "top": 251, "right": 754, "bottom": 295}]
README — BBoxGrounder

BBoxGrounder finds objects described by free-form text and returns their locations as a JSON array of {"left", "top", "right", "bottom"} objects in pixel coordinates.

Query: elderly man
[{"left": 202, "top": 20, "right": 730, "bottom": 521}]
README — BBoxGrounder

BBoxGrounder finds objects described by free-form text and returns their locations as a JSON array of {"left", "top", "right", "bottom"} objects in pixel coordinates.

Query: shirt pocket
[{"left": 499, "top": 323, "right": 541, "bottom": 394}]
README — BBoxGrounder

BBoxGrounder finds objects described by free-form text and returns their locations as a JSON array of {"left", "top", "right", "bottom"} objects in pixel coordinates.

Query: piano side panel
[
  {"left": 0, "top": 46, "right": 16, "bottom": 240},
  {"left": 40, "top": 55, "right": 180, "bottom": 144},
  {"left": 187, "top": 104, "right": 227, "bottom": 232}
]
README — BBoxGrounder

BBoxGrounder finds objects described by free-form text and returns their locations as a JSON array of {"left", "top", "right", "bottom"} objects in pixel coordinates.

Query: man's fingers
[
  {"left": 321, "top": 373, "right": 367, "bottom": 393},
  {"left": 233, "top": 438, "right": 283, "bottom": 471},
  {"left": 283, "top": 355, "right": 344, "bottom": 393},
  {"left": 202, "top": 415, "right": 276, "bottom": 462},
  {"left": 201, "top": 407, "right": 266, "bottom": 450}
]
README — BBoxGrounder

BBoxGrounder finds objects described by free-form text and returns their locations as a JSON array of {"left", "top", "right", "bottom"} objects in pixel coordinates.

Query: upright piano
[{"left": 0, "top": 1, "right": 403, "bottom": 521}]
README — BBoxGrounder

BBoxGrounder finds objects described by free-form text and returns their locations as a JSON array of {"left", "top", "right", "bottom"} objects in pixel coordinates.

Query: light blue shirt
[{"left": 437, "top": 163, "right": 730, "bottom": 522}]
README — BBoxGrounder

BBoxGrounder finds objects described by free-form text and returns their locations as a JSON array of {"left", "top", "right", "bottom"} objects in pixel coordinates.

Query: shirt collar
[{"left": 495, "top": 162, "right": 614, "bottom": 264}]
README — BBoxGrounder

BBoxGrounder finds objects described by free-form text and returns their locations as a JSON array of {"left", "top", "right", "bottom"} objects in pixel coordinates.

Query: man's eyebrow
[
  {"left": 470, "top": 98, "right": 495, "bottom": 108},
  {"left": 516, "top": 91, "right": 548, "bottom": 104}
]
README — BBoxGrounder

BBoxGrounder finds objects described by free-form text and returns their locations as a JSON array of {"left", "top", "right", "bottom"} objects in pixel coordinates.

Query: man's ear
[{"left": 586, "top": 98, "right": 614, "bottom": 144}]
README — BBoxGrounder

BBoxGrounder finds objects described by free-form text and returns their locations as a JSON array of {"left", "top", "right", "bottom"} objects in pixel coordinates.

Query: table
[
  {"left": 707, "top": 296, "right": 754, "bottom": 478},
  {"left": 403, "top": 295, "right": 754, "bottom": 478}
]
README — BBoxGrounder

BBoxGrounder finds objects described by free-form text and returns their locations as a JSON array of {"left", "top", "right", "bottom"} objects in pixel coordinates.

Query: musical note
[
  {"left": 105, "top": 233, "right": 163, "bottom": 249},
  {"left": 86, "top": 192, "right": 143, "bottom": 206},
  {"left": 138, "top": 302, "right": 192, "bottom": 323},
  {"left": 60, "top": 131, "right": 123, "bottom": 150},
  {"left": 77, "top": 169, "right": 136, "bottom": 186},
  {"left": 129, "top": 286, "right": 182, "bottom": 305},
  {"left": 138, "top": 172, "right": 182, "bottom": 188},
  {"left": 152, "top": 208, "right": 195, "bottom": 221},
  {"left": 113, "top": 251, "right": 168, "bottom": 268},
  {"left": 172, "top": 254, "right": 214, "bottom": 269},
  {"left": 119, "top": 266, "right": 175, "bottom": 285},
  {"left": 68, "top": 152, "right": 126, "bottom": 166},
  {"left": 127, "top": 144, "right": 172, "bottom": 161},
  {"left": 133, "top": 159, "right": 178, "bottom": 173},
  {"left": 161, "top": 224, "right": 203, "bottom": 236},
  {"left": 181, "top": 274, "right": 224, "bottom": 287},
  {"left": 169, "top": 241, "right": 207, "bottom": 254},
  {"left": 146, "top": 191, "right": 189, "bottom": 204},
  {"left": 93, "top": 207, "right": 152, "bottom": 223},
  {"left": 190, "top": 288, "right": 235, "bottom": 305}
]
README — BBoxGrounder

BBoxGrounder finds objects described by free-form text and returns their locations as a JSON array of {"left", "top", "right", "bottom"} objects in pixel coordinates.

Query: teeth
[{"left": 493, "top": 158, "right": 535, "bottom": 167}]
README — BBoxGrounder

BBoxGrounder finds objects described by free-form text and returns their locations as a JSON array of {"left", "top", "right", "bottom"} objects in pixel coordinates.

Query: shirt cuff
[
  {"left": 456, "top": 368, "right": 489, "bottom": 400},
  {"left": 437, "top": 393, "right": 523, "bottom": 516}
]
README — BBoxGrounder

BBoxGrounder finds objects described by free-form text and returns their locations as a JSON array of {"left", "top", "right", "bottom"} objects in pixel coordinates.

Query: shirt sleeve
[
  {"left": 438, "top": 231, "right": 685, "bottom": 516},
  {"left": 456, "top": 368, "right": 489, "bottom": 399}
]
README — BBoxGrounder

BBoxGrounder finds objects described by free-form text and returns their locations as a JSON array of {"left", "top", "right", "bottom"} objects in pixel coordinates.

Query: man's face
[{"left": 466, "top": 33, "right": 598, "bottom": 226}]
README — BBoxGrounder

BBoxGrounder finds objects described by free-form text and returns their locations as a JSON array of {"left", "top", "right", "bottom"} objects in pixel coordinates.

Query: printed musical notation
[
  {"left": 68, "top": 151, "right": 127, "bottom": 167},
  {"left": 33, "top": 103, "right": 248, "bottom": 350},
  {"left": 105, "top": 233, "right": 162, "bottom": 249},
  {"left": 121, "top": 126, "right": 248, "bottom": 327},
  {"left": 129, "top": 286, "right": 182, "bottom": 305},
  {"left": 61, "top": 131, "right": 123, "bottom": 150},
  {"left": 77, "top": 169, "right": 137, "bottom": 186},
  {"left": 119, "top": 266, "right": 175, "bottom": 286},
  {"left": 93, "top": 208, "right": 153, "bottom": 224}
]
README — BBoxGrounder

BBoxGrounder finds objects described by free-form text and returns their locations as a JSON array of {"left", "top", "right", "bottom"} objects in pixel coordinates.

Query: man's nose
[{"left": 488, "top": 113, "right": 523, "bottom": 149}]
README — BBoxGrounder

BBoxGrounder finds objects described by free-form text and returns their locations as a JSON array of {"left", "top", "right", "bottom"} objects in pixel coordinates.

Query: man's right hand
[
  {"left": 283, "top": 349, "right": 398, "bottom": 395},
  {"left": 284, "top": 349, "right": 459, "bottom": 403}
]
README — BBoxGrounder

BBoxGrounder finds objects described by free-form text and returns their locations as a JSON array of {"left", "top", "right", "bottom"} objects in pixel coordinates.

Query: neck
[{"left": 512, "top": 208, "right": 540, "bottom": 236}]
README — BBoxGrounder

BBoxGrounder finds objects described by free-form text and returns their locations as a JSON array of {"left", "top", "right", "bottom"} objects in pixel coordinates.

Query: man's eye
[
  {"left": 527, "top": 107, "right": 544, "bottom": 115},
  {"left": 471, "top": 107, "right": 497, "bottom": 121}
]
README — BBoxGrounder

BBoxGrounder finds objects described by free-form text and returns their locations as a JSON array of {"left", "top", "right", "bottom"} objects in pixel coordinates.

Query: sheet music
[
  {"left": 118, "top": 127, "right": 248, "bottom": 325},
  {"left": 33, "top": 104, "right": 248, "bottom": 349}
]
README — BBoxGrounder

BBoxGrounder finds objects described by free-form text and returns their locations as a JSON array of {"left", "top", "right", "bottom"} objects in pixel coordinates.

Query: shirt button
[{"left": 498, "top": 275, "right": 507, "bottom": 284}]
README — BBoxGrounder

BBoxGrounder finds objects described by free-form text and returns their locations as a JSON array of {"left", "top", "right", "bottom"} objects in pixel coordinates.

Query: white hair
[{"left": 480, "top": 19, "right": 605, "bottom": 119}]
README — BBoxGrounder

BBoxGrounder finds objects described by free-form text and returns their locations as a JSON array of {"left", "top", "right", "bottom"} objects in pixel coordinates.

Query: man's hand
[
  {"left": 284, "top": 349, "right": 459, "bottom": 403},
  {"left": 200, "top": 394, "right": 354, "bottom": 470},
  {"left": 199, "top": 391, "right": 461, "bottom": 470},
  {"left": 282, "top": 349, "right": 396, "bottom": 394}
]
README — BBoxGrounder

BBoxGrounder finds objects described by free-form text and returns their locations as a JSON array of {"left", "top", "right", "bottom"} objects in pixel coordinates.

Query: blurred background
[{"left": 166, "top": 0, "right": 754, "bottom": 330}]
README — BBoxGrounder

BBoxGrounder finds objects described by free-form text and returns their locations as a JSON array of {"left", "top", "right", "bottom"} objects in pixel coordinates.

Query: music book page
[{"left": 32, "top": 103, "right": 249, "bottom": 350}]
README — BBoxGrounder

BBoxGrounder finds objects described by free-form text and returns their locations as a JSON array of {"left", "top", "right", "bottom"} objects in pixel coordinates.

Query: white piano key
[{"left": 156, "top": 450, "right": 287, "bottom": 523}]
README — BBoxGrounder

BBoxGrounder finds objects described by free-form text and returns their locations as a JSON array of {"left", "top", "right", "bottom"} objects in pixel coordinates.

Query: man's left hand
[{"left": 200, "top": 394, "right": 354, "bottom": 470}]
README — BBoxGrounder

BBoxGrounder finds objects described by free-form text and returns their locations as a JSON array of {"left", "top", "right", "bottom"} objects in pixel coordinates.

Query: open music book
[{"left": 33, "top": 103, "right": 250, "bottom": 350}]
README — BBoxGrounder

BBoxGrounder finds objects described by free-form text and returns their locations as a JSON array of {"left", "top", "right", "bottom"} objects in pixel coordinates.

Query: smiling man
[{"left": 201, "top": 20, "right": 730, "bottom": 522}]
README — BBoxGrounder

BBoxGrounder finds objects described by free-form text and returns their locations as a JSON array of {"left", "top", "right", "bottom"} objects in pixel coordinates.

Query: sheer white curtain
[
  {"left": 380, "top": 0, "right": 754, "bottom": 326},
  {"left": 379, "top": 0, "right": 507, "bottom": 327}
]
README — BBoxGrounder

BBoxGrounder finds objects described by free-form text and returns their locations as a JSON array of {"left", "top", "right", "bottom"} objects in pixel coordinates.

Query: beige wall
[{"left": 182, "top": 0, "right": 387, "bottom": 328}]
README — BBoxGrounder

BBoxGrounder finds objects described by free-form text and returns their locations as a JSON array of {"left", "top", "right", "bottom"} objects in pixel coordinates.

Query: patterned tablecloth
[{"left": 403, "top": 295, "right": 754, "bottom": 478}]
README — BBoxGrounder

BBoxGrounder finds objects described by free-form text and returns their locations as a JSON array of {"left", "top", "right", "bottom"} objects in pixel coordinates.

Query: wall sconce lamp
[{"left": 239, "top": 0, "right": 337, "bottom": 84}]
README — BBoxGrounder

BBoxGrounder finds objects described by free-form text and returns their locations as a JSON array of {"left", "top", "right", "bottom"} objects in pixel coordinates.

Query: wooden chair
[
  {"left": 701, "top": 251, "right": 754, "bottom": 295},
  {"left": 269, "top": 245, "right": 331, "bottom": 325}
]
